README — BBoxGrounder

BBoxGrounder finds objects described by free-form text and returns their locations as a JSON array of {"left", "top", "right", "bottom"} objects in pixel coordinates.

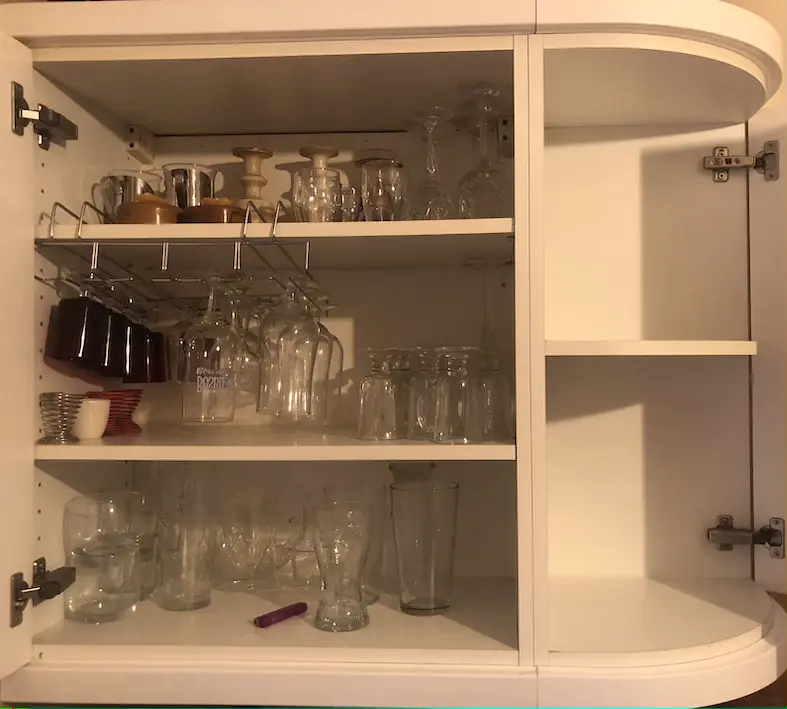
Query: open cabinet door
[
  {"left": 747, "top": 3, "right": 787, "bottom": 595},
  {"left": 0, "top": 29, "right": 35, "bottom": 680}
]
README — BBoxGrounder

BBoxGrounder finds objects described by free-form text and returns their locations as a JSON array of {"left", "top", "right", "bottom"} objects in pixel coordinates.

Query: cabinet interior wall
[
  {"left": 32, "top": 73, "right": 521, "bottom": 648},
  {"left": 543, "top": 123, "right": 753, "bottom": 582}
]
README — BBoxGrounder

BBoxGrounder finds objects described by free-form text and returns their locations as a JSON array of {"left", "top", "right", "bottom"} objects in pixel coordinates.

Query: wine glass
[
  {"left": 458, "top": 87, "right": 506, "bottom": 218},
  {"left": 293, "top": 167, "right": 341, "bottom": 222},
  {"left": 412, "top": 107, "right": 454, "bottom": 220},
  {"left": 181, "top": 279, "right": 242, "bottom": 424}
]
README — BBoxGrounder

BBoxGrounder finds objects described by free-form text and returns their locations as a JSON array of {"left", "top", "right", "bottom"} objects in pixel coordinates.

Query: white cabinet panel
[{"left": 0, "top": 29, "right": 34, "bottom": 683}]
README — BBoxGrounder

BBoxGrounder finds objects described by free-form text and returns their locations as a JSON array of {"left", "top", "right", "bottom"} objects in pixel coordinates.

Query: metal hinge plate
[
  {"left": 703, "top": 141, "right": 779, "bottom": 183},
  {"left": 10, "top": 557, "right": 76, "bottom": 628},
  {"left": 707, "top": 515, "right": 785, "bottom": 558},
  {"left": 11, "top": 81, "right": 78, "bottom": 150}
]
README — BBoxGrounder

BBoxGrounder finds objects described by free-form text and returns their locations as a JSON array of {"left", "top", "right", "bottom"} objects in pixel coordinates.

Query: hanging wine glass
[
  {"left": 412, "top": 107, "right": 454, "bottom": 220},
  {"left": 458, "top": 88, "right": 506, "bottom": 219},
  {"left": 182, "top": 279, "right": 242, "bottom": 423}
]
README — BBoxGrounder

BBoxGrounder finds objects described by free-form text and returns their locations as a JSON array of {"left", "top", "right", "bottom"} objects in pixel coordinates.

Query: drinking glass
[
  {"left": 412, "top": 107, "right": 454, "bottom": 220},
  {"left": 340, "top": 187, "right": 362, "bottom": 222},
  {"left": 433, "top": 347, "right": 483, "bottom": 444},
  {"left": 478, "top": 350, "right": 514, "bottom": 442},
  {"left": 313, "top": 500, "right": 371, "bottom": 632},
  {"left": 182, "top": 279, "right": 242, "bottom": 423},
  {"left": 391, "top": 481, "right": 459, "bottom": 615},
  {"left": 63, "top": 491, "right": 145, "bottom": 623},
  {"left": 361, "top": 159, "right": 407, "bottom": 221},
  {"left": 293, "top": 167, "right": 340, "bottom": 222},
  {"left": 223, "top": 290, "right": 259, "bottom": 409},
  {"left": 258, "top": 286, "right": 312, "bottom": 417},
  {"left": 275, "top": 296, "right": 324, "bottom": 424},
  {"left": 458, "top": 87, "right": 506, "bottom": 218},
  {"left": 357, "top": 348, "right": 411, "bottom": 441},
  {"left": 407, "top": 347, "right": 440, "bottom": 440},
  {"left": 321, "top": 485, "right": 385, "bottom": 605},
  {"left": 152, "top": 467, "right": 212, "bottom": 611},
  {"left": 213, "top": 486, "right": 276, "bottom": 591}
]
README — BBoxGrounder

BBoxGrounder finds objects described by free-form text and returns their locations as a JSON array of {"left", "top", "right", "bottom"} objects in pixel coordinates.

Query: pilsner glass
[
  {"left": 391, "top": 481, "right": 459, "bottom": 615},
  {"left": 313, "top": 500, "right": 371, "bottom": 632}
]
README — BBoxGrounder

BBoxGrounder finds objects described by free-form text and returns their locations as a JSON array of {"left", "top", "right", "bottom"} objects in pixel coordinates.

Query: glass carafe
[{"left": 182, "top": 280, "right": 242, "bottom": 423}]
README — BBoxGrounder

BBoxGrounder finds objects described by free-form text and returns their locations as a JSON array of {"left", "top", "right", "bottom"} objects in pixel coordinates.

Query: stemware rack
[{"left": 35, "top": 199, "right": 331, "bottom": 325}]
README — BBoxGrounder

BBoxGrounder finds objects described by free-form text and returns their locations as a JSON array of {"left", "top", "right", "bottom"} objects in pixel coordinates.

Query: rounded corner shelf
[
  {"left": 540, "top": 0, "right": 782, "bottom": 129},
  {"left": 545, "top": 340, "right": 758, "bottom": 357},
  {"left": 542, "top": 577, "right": 786, "bottom": 708}
]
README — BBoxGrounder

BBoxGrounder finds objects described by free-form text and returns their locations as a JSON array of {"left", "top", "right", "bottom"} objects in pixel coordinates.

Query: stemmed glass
[
  {"left": 258, "top": 285, "right": 311, "bottom": 416},
  {"left": 412, "top": 107, "right": 454, "bottom": 220},
  {"left": 181, "top": 279, "right": 242, "bottom": 423},
  {"left": 458, "top": 87, "right": 506, "bottom": 218}
]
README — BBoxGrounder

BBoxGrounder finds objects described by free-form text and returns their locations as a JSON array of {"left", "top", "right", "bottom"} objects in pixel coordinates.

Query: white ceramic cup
[{"left": 73, "top": 399, "right": 111, "bottom": 440}]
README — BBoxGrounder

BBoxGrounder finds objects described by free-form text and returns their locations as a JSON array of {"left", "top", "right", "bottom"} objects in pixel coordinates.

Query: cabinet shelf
[
  {"left": 39, "top": 219, "right": 514, "bottom": 271},
  {"left": 545, "top": 340, "right": 757, "bottom": 357},
  {"left": 32, "top": 579, "right": 518, "bottom": 666},
  {"left": 34, "top": 427, "right": 516, "bottom": 462},
  {"left": 549, "top": 577, "right": 774, "bottom": 667}
]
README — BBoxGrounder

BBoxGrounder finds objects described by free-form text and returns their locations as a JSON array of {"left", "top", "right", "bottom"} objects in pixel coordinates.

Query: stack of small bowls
[{"left": 38, "top": 393, "right": 84, "bottom": 444}]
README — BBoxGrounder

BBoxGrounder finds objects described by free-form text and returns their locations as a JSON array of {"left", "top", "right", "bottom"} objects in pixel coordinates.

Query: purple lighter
[{"left": 253, "top": 601, "right": 308, "bottom": 629}]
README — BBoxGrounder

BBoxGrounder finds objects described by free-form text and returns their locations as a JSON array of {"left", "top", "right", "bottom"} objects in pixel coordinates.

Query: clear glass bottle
[{"left": 182, "top": 279, "right": 242, "bottom": 423}]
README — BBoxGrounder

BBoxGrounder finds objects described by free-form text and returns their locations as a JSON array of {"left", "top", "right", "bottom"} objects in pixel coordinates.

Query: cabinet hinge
[
  {"left": 11, "top": 81, "right": 79, "bottom": 151},
  {"left": 702, "top": 141, "right": 779, "bottom": 183},
  {"left": 706, "top": 515, "right": 784, "bottom": 558},
  {"left": 10, "top": 557, "right": 76, "bottom": 628}
]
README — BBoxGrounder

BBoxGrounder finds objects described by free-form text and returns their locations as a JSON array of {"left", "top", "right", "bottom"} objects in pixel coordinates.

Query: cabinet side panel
[
  {"left": 0, "top": 31, "right": 35, "bottom": 681},
  {"left": 33, "top": 71, "right": 140, "bottom": 221},
  {"left": 544, "top": 125, "right": 749, "bottom": 341}
]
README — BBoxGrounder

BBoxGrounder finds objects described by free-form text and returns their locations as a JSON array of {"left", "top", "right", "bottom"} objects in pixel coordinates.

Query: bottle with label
[{"left": 182, "top": 279, "right": 242, "bottom": 423}]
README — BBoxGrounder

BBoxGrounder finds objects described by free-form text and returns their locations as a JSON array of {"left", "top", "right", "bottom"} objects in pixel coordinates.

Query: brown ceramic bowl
[
  {"left": 117, "top": 202, "right": 181, "bottom": 225},
  {"left": 179, "top": 204, "right": 245, "bottom": 224}
]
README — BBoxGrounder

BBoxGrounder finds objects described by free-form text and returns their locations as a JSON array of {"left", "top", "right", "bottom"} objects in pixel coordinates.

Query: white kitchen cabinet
[{"left": 0, "top": 1, "right": 784, "bottom": 707}]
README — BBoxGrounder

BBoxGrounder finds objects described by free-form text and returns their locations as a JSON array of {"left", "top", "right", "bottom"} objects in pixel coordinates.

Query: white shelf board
[
  {"left": 35, "top": 426, "right": 516, "bottom": 462},
  {"left": 545, "top": 340, "right": 757, "bottom": 357},
  {"left": 549, "top": 577, "right": 775, "bottom": 667},
  {"left": 38, "top": 219, "right": 514, "bottom": 271},
  {"left": 33, "top": 579, "right": 518, "bottom": 666}
]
